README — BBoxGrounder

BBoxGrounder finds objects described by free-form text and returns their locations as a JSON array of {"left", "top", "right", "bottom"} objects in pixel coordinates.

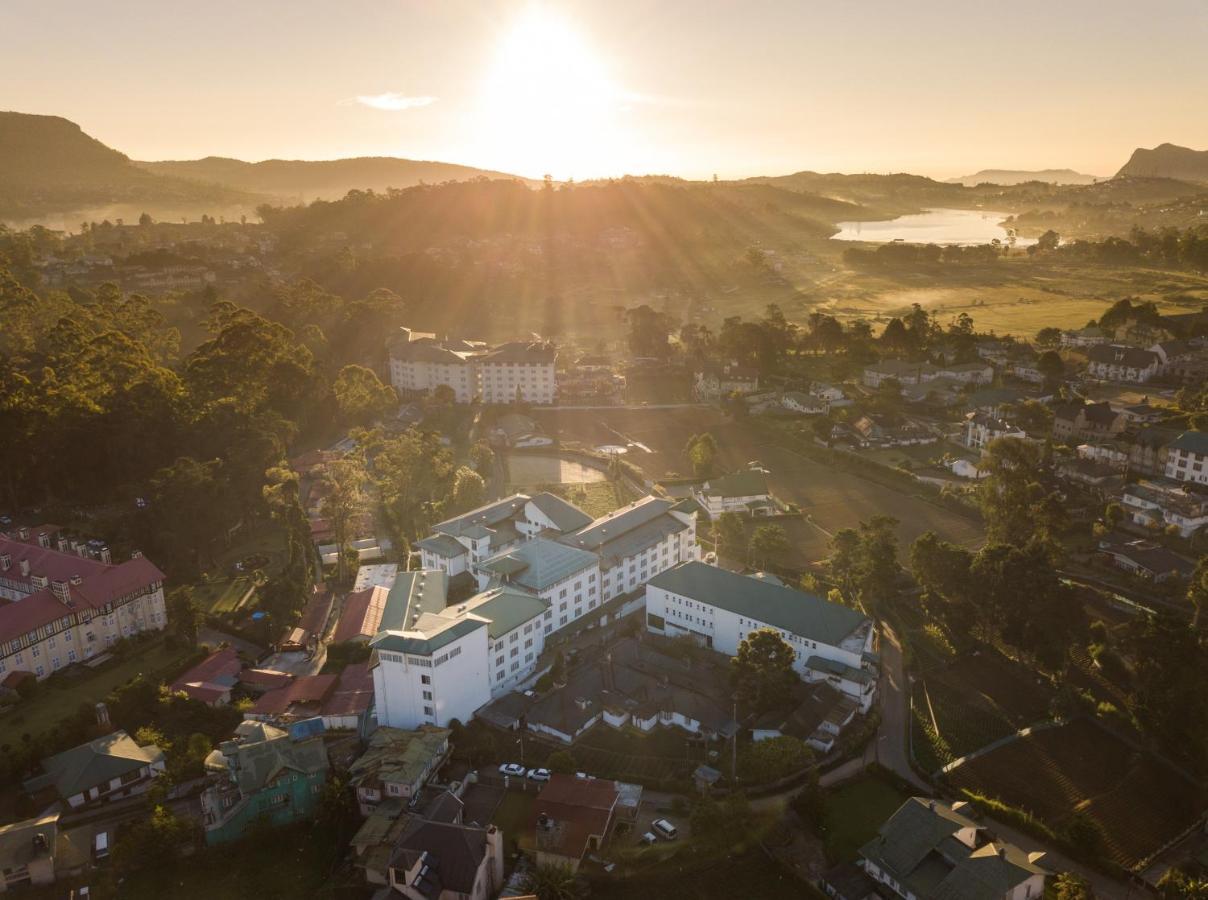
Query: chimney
[
  {"left": 96, "top": 702, "right": 111, "bottom": 729},
  {"left": 0, "top": 554, "right": 9, "bottom": 572},
  {"left": 130, "top": 549, "right": 142, "bottom": 560},
  {"left": 19, "top": 559, "right": 30, "bottom": 577},
  {"left": 1028, "top": 851, "right": 1047, "bottom": 867},
  {"left": 51, "top": 580, "right": 70, "bottom": 604},
  {"left": 70, "top": 574, "right": 82, "bottom": 586},
  {"left": 37, "top": 532, "right": 50, "bottom": 549},
  {"left": 17, "top": 526, "right": 29, "bottom": 541},
  {"left": 56, "top": 535, "right": 69, "bottom": 553},
  {"left": 99, "top": 547, "right": 111, "bottom": 564}
]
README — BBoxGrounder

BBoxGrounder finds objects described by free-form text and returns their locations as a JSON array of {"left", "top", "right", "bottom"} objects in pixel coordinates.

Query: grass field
[
  {"left": 532, "top": 407, "right": 985, "bottom": 565},
  {"left": 506, "top": 478, "right": 637, "bottom": 520},
  {"left": 190, "top": 575, "right": 256, "bottom": 615},
  {"left": 591, "top": 848, "right": 815, "bottom": 900},
  {"left": 946, "top": 717, "right": 1203, "bottom": 870},
  {"left": 822, "top": 773, "right": 911, "bottom": 863},
  {"left": 0, "top": 638, "right": 193, "bottom": 748},
  {"left": 911, "top": 652, "right": 1055, "bottom": 773}
]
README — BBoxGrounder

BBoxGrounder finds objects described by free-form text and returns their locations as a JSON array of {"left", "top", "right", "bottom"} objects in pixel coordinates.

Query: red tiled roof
[
  {"left": 250, "top": 673, "right": 337, "bottom": 717},
  {"left": 321, "top": 662, "right": 373, "bottom": 718},
  {"left": 331, "top": 585, "right": 388, "bottom": 644},
  {"left": 170, "top": 647, "right": 241, "bottom": 703},
  {"left": 531, "top": 774, "right": 619, "bottom": 861},
  {"left": 0, "top": 538, "right": 164, "bottom": 645}
]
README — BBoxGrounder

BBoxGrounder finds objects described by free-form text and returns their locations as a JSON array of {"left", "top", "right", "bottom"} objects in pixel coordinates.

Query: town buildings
[
  {"left": 845, "top": 797, "right": 1048, "bottom": 900},
  {"left": 169, "top": 646, "right": 242, "bottom": 705},
  {"left": 645, "top": 562, "right": 877, "bottom": 711},
  {"left": 0, "top": 813, "right": 60, "bottom": 892},
  {"left": 24, "top": 731, "right": 165, "bottom": 809},
  {"left": 0, "top": 527, "right": 167, "bottom": 681},
  {"left": 201, "top": 720, "right": 330, "bottom": 844},
  {"left": 532, "top": 774, "right": 620, "bottom": 872},
  {"left": 963, "top": 413, "right": 1026, "bottom": 451},
  {"left": 1165, "top": 431, "right": 1208, "bottom": 486},
  {"left": 1120, "top": 479, "right": 1208, "bottom": 538},
  {"left": 1086, "top": 345, "right": 1160, "bottom": 383},
  {"left": 692, "top": 363, "right": 760, "bottom": 400},
  {"left": 348, "top": 726, "right": 451, "bottom": 816},
  {"left": 385, "top": 819, "right": 504, "bottom": 899}
]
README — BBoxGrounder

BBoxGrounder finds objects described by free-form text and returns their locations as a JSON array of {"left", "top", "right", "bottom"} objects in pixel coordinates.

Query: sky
[{"left": 2, "top": 0, "right": 1207, "bottom": 181}]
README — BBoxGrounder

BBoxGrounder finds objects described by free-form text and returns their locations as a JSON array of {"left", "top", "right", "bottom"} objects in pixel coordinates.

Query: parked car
[
  {"left": 652, "top": 818, "right": 678, "bottom": 841},
  {"left": 575, "top": 771, "right": 594, "bottom": 780},
  {"left": 638, "top": 832, "right": 658, "bottom": 846},
  {"left": 526, "top": 767, "right": 551, "bottom": 782},
  {"left": 498, "top": 763, "right": 526, "bottom": 777}
]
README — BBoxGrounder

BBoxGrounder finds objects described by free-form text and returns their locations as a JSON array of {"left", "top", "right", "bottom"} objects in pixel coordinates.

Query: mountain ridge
[
  {"left": 945, "top": 168, "right": 1102, "bottom": 186},
  {"left": 1116, "top": 143, "right": 1208, "bottom": 183}
]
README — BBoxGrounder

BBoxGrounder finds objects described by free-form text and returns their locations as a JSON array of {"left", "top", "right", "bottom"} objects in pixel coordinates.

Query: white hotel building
[
  {"left": 646, "top": 561, "right": 878, "bottom": 712},
  {"left": 387, "top": 328, "right": 558, "bottom": 405},
  {"left": 372, "top": 494, "right": 700, "bottom": 730}
]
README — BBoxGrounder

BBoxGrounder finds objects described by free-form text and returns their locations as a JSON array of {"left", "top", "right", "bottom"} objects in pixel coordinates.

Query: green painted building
[{"left": 200, "top": 720, "right": 329, "bottom": 845}]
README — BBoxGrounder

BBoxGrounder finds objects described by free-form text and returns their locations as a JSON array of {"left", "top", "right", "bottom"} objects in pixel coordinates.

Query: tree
[
  {"left": 1187, "top": 555, "right": 1208, "bottom": 628},
  {"left": 432, "top": 383, "right": 457, "bottom": 406},
  {"left": 1157, "top": 869, "right": 1208, "bottom": 899},
  {"left": 1037, "top": 350, "right": 1065, "bottom": 389},
  {"left": 977, "top": 437, "right": 1054, "bottom": 546},
  {"left": 625, "top": 304, "right": 675, "bottom": 358},
  {"left": 1103, "top": 502, "right": 1124, "bottom": 532},
  {"left": 320, "top": 455, "right": 368, "bottom": 585},
  {"left": 731, "top": 628, "right": 797, "bottom": 714},
  {"left": 739, "top": 735, "right": 812, "bottom": 782},
  {"left": 167, "top": 588, "right": 200, "bottom": 648},
  {"left": 112, "top": 804, "right": 194, "bottom": 876},
  {"left": 1036, "top": 229, "right": 1061, "bottom": 252},
  {"left": 714, "top": 512, "right": 746, "bottom": 561},
  {"left": 522, "top": 863, "right": 586, "bottom": 900},
  {"left": 1036, "top": 327, "right": 1062, "bottom": 348},
  {"left": 1126, "top": 611, "right": 1208, "bottom": 771},
  {"left": 450, "top": 466, "right": 486, "bottom": 514},
  {"left": 691, "top": 793, "right": 755, "bottom": 851},
  {"left": 684, "top": 433, "right": 718, "bottom": 478},
  {"left": 748, "top": 524, "right": 789, "bottom": 570},
  {"left": 333, "top": 364, "right": 397, "bottom": 425},
  {"left": 1052, "top": 872, "right": 1094, "bottom": 899},
  {"left": 547, "top": 749, "right": 576, "bottom": 775}
]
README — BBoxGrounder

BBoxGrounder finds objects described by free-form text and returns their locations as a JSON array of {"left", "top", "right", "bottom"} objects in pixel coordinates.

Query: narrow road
[{"left": 874, "top": 623, "right": 930, "bottom": 792}]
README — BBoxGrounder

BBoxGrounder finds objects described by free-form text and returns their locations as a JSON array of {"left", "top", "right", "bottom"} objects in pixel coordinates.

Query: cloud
[{"left": 345, "top": 92, "right": 436, "bottom": 111}]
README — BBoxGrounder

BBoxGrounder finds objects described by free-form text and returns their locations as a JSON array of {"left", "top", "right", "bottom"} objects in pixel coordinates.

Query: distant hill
[
  {"left": 946, "top": 168, "right": 1102, "bottom": 186},
  {"left": 1116, "top": 143, "right": 1208, "bottom": 183},
  {"left": 0, "top": 110, "right": 250, "bottom": 222},
  {"left": 135, "top": 156, "right": 537, "bottom": 201}
]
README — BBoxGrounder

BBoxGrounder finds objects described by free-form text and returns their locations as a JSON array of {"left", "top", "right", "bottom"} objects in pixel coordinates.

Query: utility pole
[{"left": 731, "top": 693, "right": 738, "bottom": 783}]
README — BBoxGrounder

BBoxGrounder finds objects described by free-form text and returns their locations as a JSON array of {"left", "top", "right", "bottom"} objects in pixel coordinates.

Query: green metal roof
[
  {"left": 807, "top": 655, "right": 874, "bottom": 685},
  {"left": 26, "top": 730, "right": 164, "bottom": 800},
  {"left": 417, "top": 534, "right": 465, "bottom": 558},
  {"left": 463, "top": 587, "right": 549, "bottom": 638},
  {"left": 370, "top": 616, "right": 486, "bottom": 656},
  {"left": 380, "top": 570, "right": 449, "bottom": 632},
  {"left": 1170, "top": 430, "right": 1208, "bottom": 456},
  {"left": 478, "top": 537, "right": 597, "bottom": 592},
  {"left": 212, "top": 720, "right": 329, "bottom": 796},
  {"left": 527, "top": 492, "right": 593, "bottom": 533},
  {"left": 349, "top": 726, "right": 450, "bottom": 789},
  {"left": 648, "top": 562, "right": 869, "bottom": 648}
]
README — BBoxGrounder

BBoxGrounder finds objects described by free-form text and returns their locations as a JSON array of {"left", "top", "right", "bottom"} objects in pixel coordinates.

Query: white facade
[
  {"left": 389, "top": 356, "right": 476, "bottom": 402},
  {"left": 1166, "top": 439, "right": 1208, "bottom": 486},
  {"left": 478, "top": 359, "right": 557, "bottom": 405},
  {"left": 372, "top": 624, "right": 492, "bottom": 730}
]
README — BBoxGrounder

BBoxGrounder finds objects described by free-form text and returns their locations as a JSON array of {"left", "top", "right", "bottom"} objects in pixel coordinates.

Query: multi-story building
[
  {"left": 1120, "top": 480, "right": 1208, "bottom": 538},
  {"left": 1165, "top": 431, "right": 1208, "bottom": 486},
  {"left": 692, "top": 470, "right": 775, "bottom": 518},
  {"left": 348, "top": 726, "right": 450, "bottom": 816},
  {"left": 375, "top": 494, "right": 700, "bottom": 729},
  {"left": 1051, "top": 401, "right": 1124, "bottom": 444},
  {"left": 0, "top": 527, "right": 167, "bottom": 681},
  {"left": 201, "top": 720, "right": 329, "bottom": 844},
  {"left": 693, "top": 364, "right": 760, "bottom": 400},
  {"left": 476, "top": 341, "right": 558, "bottom": 405},
  {"left": 1086, "top": 344, "right": 1160, "bottom": 383},
  {"left": 963, "top": 412, "right": 1026, "bottom": 451},
  {"left": 862, "top": 360, "right": 938, "bottom": 388},
  {"left": 387, "top": 328, "right": 557, "bottom": 404},
  {"left": 645, "top": 561, "right": 878, "bottom": 711}
]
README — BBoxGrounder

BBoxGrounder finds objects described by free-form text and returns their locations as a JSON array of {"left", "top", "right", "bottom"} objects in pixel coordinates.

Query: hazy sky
[{"left": 3, "top": 0, "right": 1206, "bottom": 181}]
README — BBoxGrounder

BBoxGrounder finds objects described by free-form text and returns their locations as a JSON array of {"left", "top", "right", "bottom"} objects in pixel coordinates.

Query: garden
[{"left": 945, "top": 716, "right": 1204, "bottom": 870}]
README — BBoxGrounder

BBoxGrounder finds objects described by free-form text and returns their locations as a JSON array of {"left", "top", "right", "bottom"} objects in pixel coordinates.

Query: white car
[
  {"left": 651, "top": 818, "right": 678, "bottom": 841},
  {"left": 498, "top": 763, "right": 526, "bottom": 777},
  {"left": 526, "top": 767, "right": 551, "bottom": 782},
  {"left": 638, "top": 832, "right": 658, "bottom": 846}
]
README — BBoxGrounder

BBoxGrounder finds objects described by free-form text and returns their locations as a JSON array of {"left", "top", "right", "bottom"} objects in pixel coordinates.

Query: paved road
[{"left": 873, "top": 623, "right": 930, "bottom": 792}]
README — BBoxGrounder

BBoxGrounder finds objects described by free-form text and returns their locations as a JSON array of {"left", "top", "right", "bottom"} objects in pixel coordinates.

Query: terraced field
[
  {"left": 911, "top": 651, "right": 1055, "bottom": 772},
  {"left": 946, "top": 717, "right": 1203, "bottom": 870}
]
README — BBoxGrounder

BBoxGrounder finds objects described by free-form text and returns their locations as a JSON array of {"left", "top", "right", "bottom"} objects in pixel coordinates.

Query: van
[
  {"left": 651, "top": 818, "right": 678, "bottom": 841},
  {"left": 93, "top": 830, "right": 109, "bottom": 861}
]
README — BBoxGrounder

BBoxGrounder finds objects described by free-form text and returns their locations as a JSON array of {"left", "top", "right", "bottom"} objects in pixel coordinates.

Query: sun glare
[{"left": 475, "top": 9, "right": 633, "bottom": 179}]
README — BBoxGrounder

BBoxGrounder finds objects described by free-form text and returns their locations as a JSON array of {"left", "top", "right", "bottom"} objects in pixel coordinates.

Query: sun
[{"left": 474, "top": 8, "right": 632, "bottom": 179}]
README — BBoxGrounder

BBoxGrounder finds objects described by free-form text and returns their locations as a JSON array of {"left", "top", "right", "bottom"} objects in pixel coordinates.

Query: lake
[{"left": 832, "top": 208, "right": 1035, "bottom": 246}]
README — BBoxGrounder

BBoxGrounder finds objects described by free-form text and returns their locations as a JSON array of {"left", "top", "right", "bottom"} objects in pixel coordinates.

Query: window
[
  {"left": 510, "top": 661, "right": 519, "bottom": 672},
  {"left": 423, "top": 690, "right": 432, "bottom": 700},
  {"left": 423, "top": 705, "right": 434, "bottom": 716},
  {"left": 496, "top": 655, "right": 504, "bottom": 666},
  {"left": 497, "top": 670, "right": 505, "bottom": 681},
  {"left": 511, "top": 647, "right": 519, "bottom": 657},
  {"left": 421, "top": 674, "right": 431, "bottom": 685}
]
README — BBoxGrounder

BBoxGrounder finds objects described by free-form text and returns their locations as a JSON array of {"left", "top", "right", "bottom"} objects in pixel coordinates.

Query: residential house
[
  {"left": 385, "top": 819, "right": 504, "bottom": 900},
  {"left": 169, "top": 646, "right": 242, "bottom": 705},
  {"left": 646, "top": 562, "right": 877, "bottom": 711},
  {"left": 1086, "top": 344, "right": 1160, "bottom": 383},
  {"left": 963, "top": 413, "right": 1025, "bottom": 451},
  {"left": 751, "top": 682, "right": 859, "bottom": 753},
  {"left": 811, "top": 382, "right": 851, "bottom": 407},
  {"left": 1127, "top": 426, "right": 1179, "bottom": 477},
  {"left": 966, "top": 387, "right": 1028, "bottom": 419},
  {"left": 1050, "top": 401, "right": 1124, "bottom": 444},
  {"left": 851, "top": 415, "right": 936, "bottom": 449},
  {"left": 781, "top": 391, "right": 829, "bottom": 415},
  {"left": 902, "top": 377, "right": 964, "bottom": 407},
  {"left": 349, "top": 726, "right": 451, "bottom": 816},
  {"left": 0, "top": 813, "right": 59, "bottom": 892},
  {"left": 693, "top": 363, "right": 760, "bottom": 400},
  {"left": 862, "top": 360, "right": 937, "bottom": 388},
  {"left": 851, "top": 798, "right": 1047, "bottom": 900},
  {"left": 1008, "top": 359, "right": 1045, "bottom": 384},
  {"left": 0, "top": 532, "right": 167, "bottom": 681},
  {"left": 1060, "top": 325, "right": 1109, "bottom": 348},
  {"left": 489, "top": 413, "right": 553, "bottom": 448},
  {"left": 934, "top": 361, "right": 994, "bottom": 385},
  {"left": 532, "top": 774, "right": 620, "bottom": 872},
  {"left": 201, "top": 720, "right": 330, "bottom": 844},
  {"left": 1165, "top": 431, "right": 1208, "bottom": 486},
  {"left": 24, "top": 731, "right": 165, "bottom": 809},
  {"left": 1120, "top": 480, "right": 1208, "bottom": 538},
  {"left": 1098, "top": 539, "right": 1195, "bottom": 583},
  {"left": 250, "top": 663, "right": 374, "bottom": 731},
  {"left": 1115, "top": 400, "right": 1166, "bottom": 425},
  {"left": 692, "top": 469, "right": 775, "bottom": 518}
]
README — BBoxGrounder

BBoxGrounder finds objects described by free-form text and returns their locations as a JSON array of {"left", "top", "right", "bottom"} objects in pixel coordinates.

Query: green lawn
[
  {"left": 509, "top": 479, "right": 637, "bottom": 519},
  {"left": 0, "top": 638, "right": 193, "bottom": 748},
  {"left": 190, "top": 575, "right": 256, "bottom": 615},
  {"left": 822, "top": 774, "right": 911, "bottom": 863}
]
